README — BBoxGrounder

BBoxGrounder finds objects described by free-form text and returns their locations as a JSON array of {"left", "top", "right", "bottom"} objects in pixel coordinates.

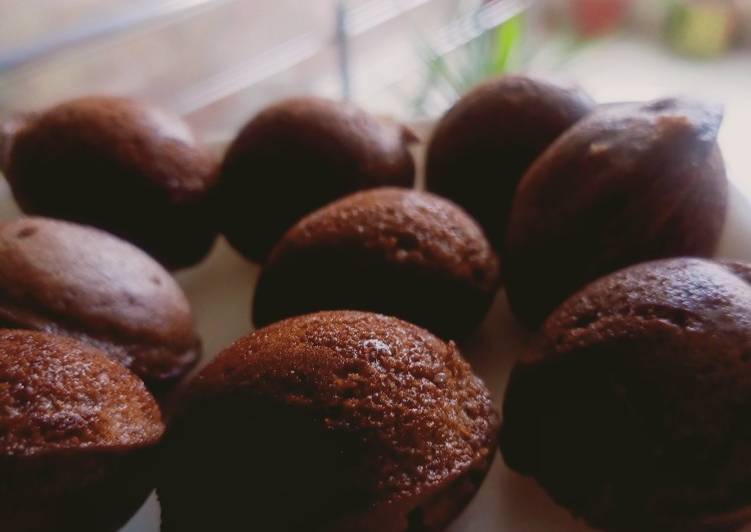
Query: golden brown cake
[
  {"left": 253, "top": 188, "right": 500, "bottom": 339},
  {"left": 0, "top": 329, "right": 164, "bottom": 532},
  {"left": 159, "top": 311, "right": 498, "bottom": 532}
]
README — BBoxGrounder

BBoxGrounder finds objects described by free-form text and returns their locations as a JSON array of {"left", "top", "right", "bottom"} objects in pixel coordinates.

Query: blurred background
[{"left": 2, "top": 0, "right": 750, "bottom": 188}]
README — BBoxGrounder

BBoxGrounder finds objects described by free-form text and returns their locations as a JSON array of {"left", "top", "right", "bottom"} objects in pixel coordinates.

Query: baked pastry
[
  {"left": 214, "top": 96, "right": 416, "bottom": 261},
  {"left": 159, "top": 311, "right": 498, "bottom": 532},
  {"left": 500, "top": 258, "right": 751, "bottom": 531},
  {"left": 505, "top": 98, "right": 728, "bottom": 326},
  {"left": 2, "top": 96, "right": 218, "bottom": 268},
  {"left": 253, "top": 188, "right": 500, "bottom": 339},
  {"left": 0, "top": 217, "right": 200, "bottom": 389},
  {"left": 0, "top": 329, "right": 164, "bottom": 532},
  {"left": 426, "top": 75, "right": 594, "bottom": 249}
]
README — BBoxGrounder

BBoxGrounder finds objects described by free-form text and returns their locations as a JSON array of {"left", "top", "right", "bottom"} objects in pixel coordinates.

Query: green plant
[{"left": 411, "top": 10, "right": 525, "bottom": 115}]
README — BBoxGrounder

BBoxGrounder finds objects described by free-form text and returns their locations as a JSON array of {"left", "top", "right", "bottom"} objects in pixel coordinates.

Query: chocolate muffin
[
  {"left": 426, "top": 75, "right": 594, "bottom": 249},
  {"left": 159, "top": 311, "right": 498, "bottom": 532},
  {"left": 253, "top": 188, "right": 500, "bottom": 339},
  {"left": 0, "top": 217, "right": 200, "bottom": 389},
  {"left": 0, "top": 329, "right": 164, "bottom": 532},
  {"left": 2, "top": 96, "right": 218, "bottom": 268},
  {"left": 500, "top": 258, "right": 751, "bottom": 531},
  {"left": 505, "top": 98, "right": 728, "bottom": 327},
  {"left": 214, "top": 96, "right": 417, "bottom": 262}
]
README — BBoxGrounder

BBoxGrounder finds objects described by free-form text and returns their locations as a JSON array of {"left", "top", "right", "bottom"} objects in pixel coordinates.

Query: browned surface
[
  {"left": 4, "top": 96, "right": 218, "bottom": 269},
  {"left": 500, "top": 258, "right": 751, "bottom": 531},
  {"left": 0, "top": 329, "right": 164, "bottom": 532},
  {"left": 505, "top": 98, "right": 728, "bottom": 327},
  {"left": 0, "top": 217, "right": 200, "bottom": 387},
  {"left": 253, "top": 188, "right": 500, "bottom": 339},
  {"left": 159, "top": 311, "right": 498, "bottom": 532},
  {"left": 426, "top": 75, "right": 594, "bottom": 249},
  {"left": 214, "top": 96, "right": 416, "bottom": 262}
]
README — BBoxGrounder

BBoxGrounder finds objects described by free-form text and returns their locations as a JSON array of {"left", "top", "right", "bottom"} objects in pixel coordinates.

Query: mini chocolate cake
[
  {"left": 500, "top": 258, "right": 751, "bottom": 531},
  {"left": 159, "top": 311, "right": 498, "bottom": 532},
  {"left": 505, "top": 98, "right": 728, "bottom": 327},
  {"left": 3, "top": 96, "right": 218, "bottom": 268},
  {"left": 214, "top": 97, "right": 416, "bottom": 261},
  {"left": 426, "top": 75, "right": 594, "bottom": 249},
  {"left": 0, "top": 217, "right": 200, "bottom": 389},
  {"left": 252, "top": 188, "right": 500, "bottom": 339},
  {"left": 0, "top": 330, "right": 164, "bottom": 532}
]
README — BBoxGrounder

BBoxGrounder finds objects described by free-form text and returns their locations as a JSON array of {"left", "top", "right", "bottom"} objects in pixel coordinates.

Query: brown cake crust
[
  {"left": 253, "top": 188, "right": 500, "bottom": 339},
  {"left": 0, "top": 329, "right": 164, "bottom": 532},
  {"left": 0, "top": 217, "right": 200, "bottom": 388},
  {"left": 426, "top": 75, "right": 594, "bottom": 249},
  {"left": 500, "top": 258, "right": 751, "bottom": 531},
  {"left": 4, "top": 96, "right": 218, "bottom": 268},
  {"left": 505, "top": 98, "right": 728, "bottom": 327},
  {"left": 214, "top": 96, "right": 416, "bottom": 261},
  {"left": 159, "top": 311, "right": 498, "bottom": 532}
]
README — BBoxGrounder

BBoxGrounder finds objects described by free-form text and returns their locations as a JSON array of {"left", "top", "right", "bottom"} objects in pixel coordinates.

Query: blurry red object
[{"left": 572, "top": 0, "right": 629, "bottom": 37}]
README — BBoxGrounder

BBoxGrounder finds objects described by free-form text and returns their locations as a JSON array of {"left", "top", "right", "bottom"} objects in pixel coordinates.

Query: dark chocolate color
[
  {"left": 159, "top": 311, "right": 497, "bottom": 532},
  {"left": 0, "top": 217, "right": 200, "bottom": 389},
  {"left": 505, "top": 98, "right": 728, "bottom": 327},
  {"left": 214, "top": 97, "right": 416, "bottom": 262},
  {"left": 0, "top": 330, "right": 164, "bottom": 532},
  {"left": 426, "top": 75, "right": 594, "bottom": 249},
  {"left": 4, "top": 96, "right": 218, "bottom": 269},
  {"left": 253, "top": 188, "right": 500, "bottom": 339},
  {"left": 500, "top": 258, "right": 751, "bottom": 531}
]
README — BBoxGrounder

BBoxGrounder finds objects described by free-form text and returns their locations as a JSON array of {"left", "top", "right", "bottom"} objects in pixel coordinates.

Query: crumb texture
[
  {"left": 254, "top": 188, "right": 499, "bottom": 338},
  {"left": 0, "top": 330, "right": 164, "bottom": 456},
  {"left": 196, "top": 310, "right": 497, "bottom": 504}
]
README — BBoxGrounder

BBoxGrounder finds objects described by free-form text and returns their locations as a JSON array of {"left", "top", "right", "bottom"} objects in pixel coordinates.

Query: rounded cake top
[
  {"left": 224, "top": 96, "right": 416, "bottom": 185},
  {"left": 505, "top": 98, "right": 727, "bottom": 326},
  {"left": 502, "top": 258, "right": 751, "bottom": 529},
  {"left": 191, "top": 310, "right": 497, "bottom": 505},
  {"left": 269, "top": 187, "right": 499, "bottom": 294},
  {"left": 6, "top": 95, "right": 216, "bottom": 200},
  {"left": 0, "top": 329, "right": 164, "bottom": 456},
  {"left": 430, "top": 75, "right": 594, "bottom": 147},
  {"left": 3, "top": 96, "right": 219, "bottom": 269},
  {"left": 0, "top": 217, "right": 199, "bottom": 382},
  {"left": 544, "top": 257, "right": 751, "bottom": 354}
]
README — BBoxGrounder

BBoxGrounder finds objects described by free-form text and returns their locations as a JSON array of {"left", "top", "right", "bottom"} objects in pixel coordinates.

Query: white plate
[{"left": 3, "top": 127, "right": 751, "bottom": 532}]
